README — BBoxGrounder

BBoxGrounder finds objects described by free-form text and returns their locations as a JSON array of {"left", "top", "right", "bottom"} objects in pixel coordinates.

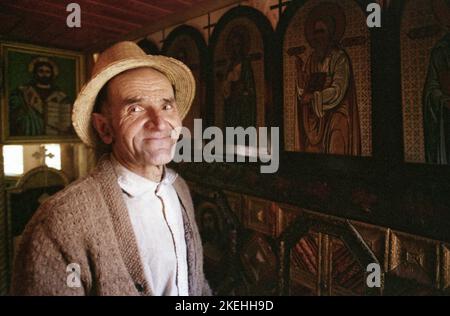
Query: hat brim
[{"left": 72, "top": 55, "right": 195, "bottom": 148}]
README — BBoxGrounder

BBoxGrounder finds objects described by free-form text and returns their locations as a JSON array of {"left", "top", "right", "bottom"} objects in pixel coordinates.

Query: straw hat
[{"left": 72, "top": 41, "right": 195, "bottom": 148}]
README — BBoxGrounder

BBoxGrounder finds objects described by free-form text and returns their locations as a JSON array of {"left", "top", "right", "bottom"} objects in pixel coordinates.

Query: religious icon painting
[
  {"left": 1, "top": 42, "right": 85, "bottom": 143},
  {"left": 401, "top": 0, "right": 450, "bottom": 165},
  {"left": 211, "top": 7, "right": 273, "bottom": 131},
  {"left": 282, "top": 0, "right": 372, "bottom": 157},
  {"left": 162, "top": 25, "right": 208, "bottom": 135},
  {"left": 195, "top": 201, "right": 226, "bottom": 271}
]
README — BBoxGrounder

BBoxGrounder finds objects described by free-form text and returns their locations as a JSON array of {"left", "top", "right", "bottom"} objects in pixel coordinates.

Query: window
[
  {"left": 2, "top": 144, "right": 62, "bottom": 177},
  {"left": 3, "top": 145, "right": 24, "bottom": 176}
]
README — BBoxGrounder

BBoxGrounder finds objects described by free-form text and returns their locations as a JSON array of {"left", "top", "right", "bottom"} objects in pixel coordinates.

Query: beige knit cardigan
[{"left": 10, "top": 156, "right": 211, "bottom": 296}]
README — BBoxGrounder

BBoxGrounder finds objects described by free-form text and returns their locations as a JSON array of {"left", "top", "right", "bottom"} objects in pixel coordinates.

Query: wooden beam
[
  {"left": 1, "top": 2, "right": 129, "bottom": 34},
  {"left": 37, "top": 0, "right": 142, "bottom": 29},
  {"left": 82, "top": 0, "right": 159, "bottom": 23},
  {"left": 128, "top": 0, "right": 172, "bottom": 14},
  {"left": 86, "top": 0, "right": 242, "bottom": 53},
  {"left": 172, "top": 0, "right": 193, "bottom": 5}
]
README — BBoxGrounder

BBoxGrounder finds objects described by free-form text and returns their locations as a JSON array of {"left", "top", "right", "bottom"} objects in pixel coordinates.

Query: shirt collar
[{"left": 111, "top": 154, "right": 178, "bottom": 197}]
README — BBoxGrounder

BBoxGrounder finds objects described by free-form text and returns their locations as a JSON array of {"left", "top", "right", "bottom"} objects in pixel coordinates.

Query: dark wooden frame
[
  {"left": 275, "top": 0, "right": 383, "bottom": 177},
  {"left": 0, "top": 41, "right": 85, "bottom": 144},
  {"left": 208, "top": 5, "right": 276, "bottom": 131}
]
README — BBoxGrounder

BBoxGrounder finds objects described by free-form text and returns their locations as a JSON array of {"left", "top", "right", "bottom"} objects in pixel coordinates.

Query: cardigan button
[{"left": 135, "top": 283, "right": 144, "bottom": 293}]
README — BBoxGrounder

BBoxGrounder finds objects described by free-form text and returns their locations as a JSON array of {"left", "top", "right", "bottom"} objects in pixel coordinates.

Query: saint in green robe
[{"left": 423, "top": 33, "right": 450, "bottom": 164}]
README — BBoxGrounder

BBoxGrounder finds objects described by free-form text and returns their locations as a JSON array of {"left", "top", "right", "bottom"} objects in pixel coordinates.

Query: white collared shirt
[{"left": 111, "top": 156, "right": 189, "bottom": 296}]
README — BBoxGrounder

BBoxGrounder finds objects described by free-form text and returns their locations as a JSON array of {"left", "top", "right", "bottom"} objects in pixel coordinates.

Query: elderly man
[{"left": 11, "top": 41, "right": 211, "bottom": 296}]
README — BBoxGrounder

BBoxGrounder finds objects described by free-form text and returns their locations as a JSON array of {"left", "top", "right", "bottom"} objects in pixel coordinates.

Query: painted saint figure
[
  {"left": 200, "top": 206, "right": 223, "bottom": 262},
  {"left": 423, "top": 0, "right": 450, "bottom": 165},
  {"left": 9, "top": 57, "right": 72, "bottom": 136},
  {"left": 222, "top": 26, "right": 257, "bottom": 128},
  {"left": 295, "top": 4, "right": 361, "bottom": 155}
]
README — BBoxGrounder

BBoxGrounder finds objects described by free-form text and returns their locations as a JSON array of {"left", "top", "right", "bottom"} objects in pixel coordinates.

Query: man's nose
[{"left": 144, "top": 112, "right": 168, "bottom": 130}]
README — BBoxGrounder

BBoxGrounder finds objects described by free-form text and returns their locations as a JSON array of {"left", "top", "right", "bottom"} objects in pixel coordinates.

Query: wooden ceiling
[{"left": 0, "top": 0, "right": 209, "bottom": 52}]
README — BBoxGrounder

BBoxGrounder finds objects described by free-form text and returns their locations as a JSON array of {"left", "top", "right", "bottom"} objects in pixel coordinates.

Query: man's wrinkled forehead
[
  {"left": 108, "top": 67, "right": 176, "bottom": 100},
  {"left": 110, "top": 67, "right": 171, "bottom": 86}
]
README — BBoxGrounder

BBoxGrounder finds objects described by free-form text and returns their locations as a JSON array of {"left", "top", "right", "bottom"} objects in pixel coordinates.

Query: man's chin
[{"left": 143, "top": 150, "right": 174, "bottom": 166}]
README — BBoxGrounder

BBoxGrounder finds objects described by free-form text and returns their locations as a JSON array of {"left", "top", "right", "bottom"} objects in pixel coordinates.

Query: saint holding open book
[{"left": 295, "top": 3, "right": 361, "bottom": 155}]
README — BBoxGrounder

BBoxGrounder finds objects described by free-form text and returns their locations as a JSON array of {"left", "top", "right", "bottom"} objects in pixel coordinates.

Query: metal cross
[{"left": 32, "top": 145, "right": 54, "bottom": 166}]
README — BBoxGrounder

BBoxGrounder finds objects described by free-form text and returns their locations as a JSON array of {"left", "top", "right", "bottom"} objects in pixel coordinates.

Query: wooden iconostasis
[
  {"left": 160, "top": 0, "right": 450, "bottom": 235},
  {"left": 157, "top": 0, "right": 450, "bottom": 295},
  {"left": 0, "top": 0, "right": 449, "bottom": 296}
]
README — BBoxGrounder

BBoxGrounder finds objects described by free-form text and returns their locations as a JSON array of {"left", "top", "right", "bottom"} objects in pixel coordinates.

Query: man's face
[
  {"left": 35, "top": 64, "right": 53, "bottom": 85},
  {"left": 101, "top": 67, "right": 182, "bottom": 168},
  {"left": 313, "top": 20, "right": 331, "bottom": 53},
  {"left": 202, "top": 211, "right": 218, "bottom": 242},
  {"left": 231, "top": 34, "right": 243, "bottom": 59},
  {"left": 203, "top": 212, "right": 216, "bottom": 230}
]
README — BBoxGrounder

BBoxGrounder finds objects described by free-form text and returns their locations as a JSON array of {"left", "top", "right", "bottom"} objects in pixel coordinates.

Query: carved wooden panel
[
  {"left": 441, "top": 244, "right": 450, "bottom": 292},
  {"left": 290, "top": 231, "right": 320, "bottom": 295},
  {"left": 244, "top": 196, "right": 278, "bottom": 236},
  {"left": 183, "top": 179, "right": 450, "bottom": 295},
  {"left": 240, "top": 233, "right": 277, "bottom": 294},
  {"left": 330, "top": 237, "right": 365, "bottom": 295},
  {"left": 274, "top": 202, "right": 302, "bottom": 235},
  {"left": 350, "top": 220, "right": 389, "bottom": 271},
  {"left": 388, "top": 231, "right": 439, "bottom": 288}
]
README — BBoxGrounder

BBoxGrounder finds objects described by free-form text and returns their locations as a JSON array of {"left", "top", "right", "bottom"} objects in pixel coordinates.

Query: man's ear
[{"left": 92, "top": 113, "right": 114, "bottom": 145}]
